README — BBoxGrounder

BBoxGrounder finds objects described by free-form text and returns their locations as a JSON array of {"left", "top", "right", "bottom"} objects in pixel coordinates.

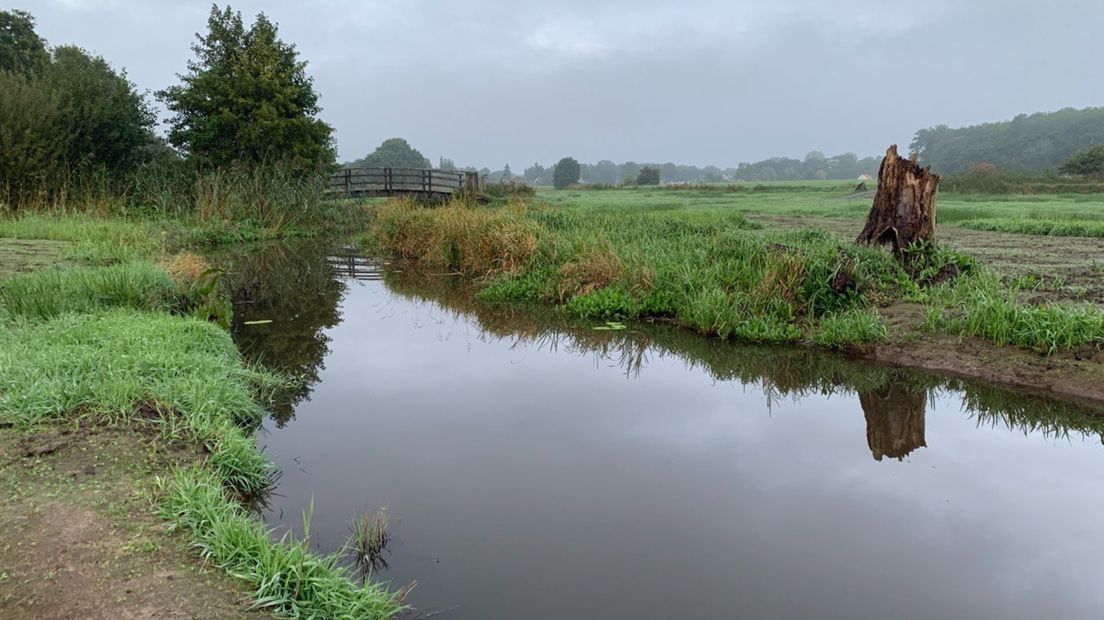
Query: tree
[
  {"left": 45, "top": 46, "right": 155, "bottom": 175},
  {"left": 523, "top": 162, "right": 546, "bottom": 185},
  {"left": 351, "top": 138, "right": 431, "bottom": 168},
  {"left": 552, "top": 157, "right": 580, "bottom": 189},
  {"left": 157, "top": 5, "right": 334, "bottom": 174},
  {"left": 1059, "top": 145, "right": 1104, "bottom": 178},
  {"left": 0, "top": 10, "right": 48, "bottom": 78},
  {"left": 636, "top": 166, "right": 660, "bottom": 185},
  {"left": 0, "top": 72, "right": 63, "bottom": 204}
]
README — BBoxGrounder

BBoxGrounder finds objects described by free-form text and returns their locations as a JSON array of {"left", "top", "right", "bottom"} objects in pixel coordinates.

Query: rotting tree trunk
[{"left": 856, "top": 145, "right": 940, "bottom": 252}]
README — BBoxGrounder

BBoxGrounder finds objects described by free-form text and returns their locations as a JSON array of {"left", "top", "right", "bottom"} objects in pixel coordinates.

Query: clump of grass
[
  {"left": 558, "top": 244, "right": 628, "bottom": 300},
  {"left": 812, "top": 308, "right": 888, "bottom": 348},
  {"left": 374, "top": 198, "right": 539, "bottom": 275},
  {"left": 926, "top": 274, "right": 1104, "bottom": 353},
  {"left": 348, "top": 507, "right": 392, "bottom": 575},
  {"left": 159, "top": 469, "right": 404, "bottom": 619},
  {"left": 0, "top": 262, "right": 176, "bottom": 320},
  {"left": 161, "top": 251, "right": 211, "bottom": 284},
  {"left": 955, "top": 218, "right": 1104, "bottom": 238}
]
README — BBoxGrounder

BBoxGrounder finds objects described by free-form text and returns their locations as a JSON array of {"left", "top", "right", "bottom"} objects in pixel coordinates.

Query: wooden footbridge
[{"left": 326, "top": 167, "right": 482, "bottom": 200}]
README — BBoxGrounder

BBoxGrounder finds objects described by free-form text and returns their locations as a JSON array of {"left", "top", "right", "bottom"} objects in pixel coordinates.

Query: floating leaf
[{"left": 243, "top": 319, "right": 273, "bottom": 325}]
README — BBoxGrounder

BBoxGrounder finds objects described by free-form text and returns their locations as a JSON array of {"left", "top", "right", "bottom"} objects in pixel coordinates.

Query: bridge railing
[{"left": 326, "top": 167, "right": 481, "bottom": 198}]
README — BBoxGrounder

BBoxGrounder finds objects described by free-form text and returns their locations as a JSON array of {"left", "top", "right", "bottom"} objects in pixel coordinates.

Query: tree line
[
  {"left": 0, "top": 6, "right": 333, "bottom": 212},
  {"left": 911, "top": 107, "right": 1104, "bottom": 174}
]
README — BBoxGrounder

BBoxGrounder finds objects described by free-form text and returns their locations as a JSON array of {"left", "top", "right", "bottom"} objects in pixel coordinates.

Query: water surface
[{"left": 225, "top": 243, "right": 1104, "bottom": 620}]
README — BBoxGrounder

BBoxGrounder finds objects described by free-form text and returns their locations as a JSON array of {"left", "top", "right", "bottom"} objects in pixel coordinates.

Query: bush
[{"left": 1059, "top": 144, "right": 1104, "bottom": 178}]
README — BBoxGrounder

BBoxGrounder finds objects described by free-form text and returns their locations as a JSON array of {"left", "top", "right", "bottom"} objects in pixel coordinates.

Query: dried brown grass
[
  {"left": 161, "top": 251, "right": 210, "bottom": 285},
  {"left": 558, "top": 244, "right": 627, "bottom": 301},
  {"left": 374, "top": 198, "right": 539, "bottom": 276}
]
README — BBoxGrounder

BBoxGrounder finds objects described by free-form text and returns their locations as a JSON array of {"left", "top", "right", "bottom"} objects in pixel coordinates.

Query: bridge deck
[{"left": 326, "top": 167, "right": 480, "bottom": 200}]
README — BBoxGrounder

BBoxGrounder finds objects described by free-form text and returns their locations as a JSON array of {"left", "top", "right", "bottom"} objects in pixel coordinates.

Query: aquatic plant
[{"left": 348, "top": 507, "right": 392, "bottom": 575}]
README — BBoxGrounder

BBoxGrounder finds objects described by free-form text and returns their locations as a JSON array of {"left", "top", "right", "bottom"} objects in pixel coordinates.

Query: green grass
[
  {"left": 159, "top": 469, "right": 404, "bottom": 619},
  {"left": 373, "top": 198, "right": 925, "bottom": 346},
  {"left": 0, "top": 254, "right": 404, "bottom": 618},
  {"left": 370, "top": 187, "right": 1104, "bottom": 353},
  {"left": 925, "top": 274, "right": 1104, "bottom": 352},
  {"left": 0, "top": 310, "right": 277, "bottom": 490},
  {"left": 0, "top": 262, "right": 176, "bottom": 320},
  {"left": 0, "top": 213, "right": 160, "bottom": 263},
  {"left": 954, "top": 218, "right": 1104, "bottom": 237}
]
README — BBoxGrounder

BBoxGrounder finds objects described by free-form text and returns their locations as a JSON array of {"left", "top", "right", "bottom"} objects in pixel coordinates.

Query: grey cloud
[{"left": 16, "top": 0, "right": 1104, "bottom": 169}]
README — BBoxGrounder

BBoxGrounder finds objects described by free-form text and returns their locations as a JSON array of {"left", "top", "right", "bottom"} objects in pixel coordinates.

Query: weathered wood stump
[{"left": 856, "top": 145, "right": 940, "bottom": 252}]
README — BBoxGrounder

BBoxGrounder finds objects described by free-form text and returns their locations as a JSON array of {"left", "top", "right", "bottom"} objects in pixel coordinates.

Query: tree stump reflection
[{"left": 859, "top": 381, "right": 928, "bottom": 461}]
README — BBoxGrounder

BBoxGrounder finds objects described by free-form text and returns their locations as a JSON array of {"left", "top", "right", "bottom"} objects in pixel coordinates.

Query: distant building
[{"left": 858, "top": 174, "right": 873, "bottom": 181}]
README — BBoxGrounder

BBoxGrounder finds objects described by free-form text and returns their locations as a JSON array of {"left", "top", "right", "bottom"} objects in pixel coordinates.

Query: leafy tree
[
  {"left": 0, "top": 13, "right": 153, "bottom": 206},
  {"left": 45, "top": 46, "right": 155, "bottom": 175},
  {"left": 522, "top": 162, "right": 546, "bottom": 185},
  {"left": 0, "top": 72, "right": 62, "bottom": 203},
  {"left": 552, "top": 157, "right": 580, "bottom": 189},
  {"left": 636, "top": 166, "right": 660, "bottom": 185},
  {"left": 0, "top": 10, "right": 48, "bottom": 78},
  {"left": 157, "top": 4, "right": 334, "bottom": 174},
  {"left": 351, "top": 138, "right": 431, "bottom": 169},
  {"left": 1059, "top": 145, "right": 1104, "bottom": 178},
  {"left": 438, "top": 157, "right": 456, "bottom": 171}
]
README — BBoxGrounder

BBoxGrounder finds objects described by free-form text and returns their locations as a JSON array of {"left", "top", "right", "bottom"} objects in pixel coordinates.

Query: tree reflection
[
  {"left": 379, "top": 265, "right": 1104, "bottom": 454},
  {"left": 219, "top": 240, "right": 347, "bottom": 426}
]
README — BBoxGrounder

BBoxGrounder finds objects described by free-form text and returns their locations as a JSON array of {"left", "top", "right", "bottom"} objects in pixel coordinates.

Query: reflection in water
[
  {"left": 860, "top": 381, "right": 928, "bottom": 461},
  {"left": 217, "top": 241, "right": 347, "bottom": 426},
  {"left": 232, "top": 243, "right": 1104, "bottom": 619},
  {"left": 380, "top": 267, "right": 1104, "bottom": 450}
]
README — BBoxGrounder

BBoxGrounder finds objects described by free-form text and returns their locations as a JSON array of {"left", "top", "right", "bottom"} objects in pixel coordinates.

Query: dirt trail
[{"left": 0, "top": 425, "right": 266, "bottom": 620}]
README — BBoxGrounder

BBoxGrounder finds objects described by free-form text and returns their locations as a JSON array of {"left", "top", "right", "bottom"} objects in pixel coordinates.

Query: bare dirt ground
[
  {"left": 753, "top": 215, "right": 1104, "bottom": 307},
  {"left": 0, "top": 424, "right": 266, "bottom": 620}
]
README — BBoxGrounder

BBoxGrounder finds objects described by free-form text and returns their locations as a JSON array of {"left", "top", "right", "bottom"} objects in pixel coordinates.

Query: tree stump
[{"left": 856, "top": 145, "right": 940, "bottom": 252}]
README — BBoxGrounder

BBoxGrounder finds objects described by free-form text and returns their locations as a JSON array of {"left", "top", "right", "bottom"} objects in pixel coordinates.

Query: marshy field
[
  {"left": 4, "top": 4, "right": 1104, "bottom": 618},
  {"left": 3, "top": 178, "right": 1104, "bottom": 618}
]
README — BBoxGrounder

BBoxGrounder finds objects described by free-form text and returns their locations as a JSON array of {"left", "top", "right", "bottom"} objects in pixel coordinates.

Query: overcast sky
[{"left": 15, "top": 0, "right": 1104, "bottom": 169}]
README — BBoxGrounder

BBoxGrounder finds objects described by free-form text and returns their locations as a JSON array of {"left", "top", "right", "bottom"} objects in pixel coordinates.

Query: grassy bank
[
  {"left": 0, "top": 229, "right": 404, "bottom": 617},
  {"left": 366, "top": 194, "right": 1104, "bottom": 354}
]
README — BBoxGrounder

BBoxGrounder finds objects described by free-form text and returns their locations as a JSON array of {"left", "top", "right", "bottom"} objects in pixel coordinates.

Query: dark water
[{"left": 224, "top": 242, "right": 1104, "bottom": 620}]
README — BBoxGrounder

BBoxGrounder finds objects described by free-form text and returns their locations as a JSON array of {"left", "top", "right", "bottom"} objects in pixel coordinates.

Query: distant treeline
[
  {"left": 912, "top": 107, "right": 1104, "bottom": 174},
  {"left": 499, "top": 153, "right": 882, "bottom": 186},
  {"left": 344, "top": 112, "right": 1104, "bottom": 188},
  {"left": 344, "top": 146, "right": 883, "bottom": 186}
]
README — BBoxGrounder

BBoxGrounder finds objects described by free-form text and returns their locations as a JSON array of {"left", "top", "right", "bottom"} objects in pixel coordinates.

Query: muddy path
[{"left": 0, "top": 424, "right": 267, "bottom": 620}]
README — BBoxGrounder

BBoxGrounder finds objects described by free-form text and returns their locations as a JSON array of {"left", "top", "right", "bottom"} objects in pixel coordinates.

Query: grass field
[
  {"left": 370, "top": 183, "right": 1104, "bottom": 353},
  {"left": 535, "top": 185, "right": 1104, "bottom": 308}
]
